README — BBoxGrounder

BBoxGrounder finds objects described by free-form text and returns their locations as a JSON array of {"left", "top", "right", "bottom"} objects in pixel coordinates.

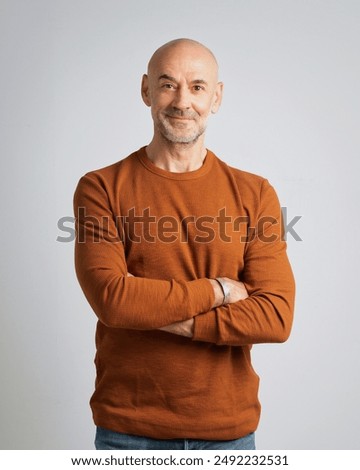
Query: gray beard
[{"left": 157, "top": 118, "right": 206, "bottom": 144}]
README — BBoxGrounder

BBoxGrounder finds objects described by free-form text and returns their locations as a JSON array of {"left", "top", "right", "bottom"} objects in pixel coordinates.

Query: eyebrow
[
  {"left": 158, "top": 74, "right": 208, "bottom": 85},
  {"left": 158, "top": 74, "right": 177, "bottom": 82}
]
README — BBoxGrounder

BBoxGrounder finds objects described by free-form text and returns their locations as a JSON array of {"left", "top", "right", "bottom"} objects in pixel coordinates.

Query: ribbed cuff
[
  {"left": 192, "top": 310, "right": 219, "bottom": 343},
  {"left": 186, "top": 278, "right": 215, "bottom": 315}
]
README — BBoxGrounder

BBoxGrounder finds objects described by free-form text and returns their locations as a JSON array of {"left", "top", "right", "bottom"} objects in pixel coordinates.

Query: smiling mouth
[{"left": 166, "top": 115, "right": 193, "bottom": 121}]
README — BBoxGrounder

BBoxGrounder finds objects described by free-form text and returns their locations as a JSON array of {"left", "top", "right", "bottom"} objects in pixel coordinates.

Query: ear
[
  {"left": 141, "top": 74, "right": 151, "bottom": 107},
  {"left": 211, "top": 81, "right": 224, "bottom": 114}
]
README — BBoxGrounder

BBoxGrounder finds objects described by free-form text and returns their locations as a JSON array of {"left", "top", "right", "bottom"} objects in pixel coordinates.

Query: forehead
[{"left": 149, "top": 44, "right": 218, "bottom": 82}]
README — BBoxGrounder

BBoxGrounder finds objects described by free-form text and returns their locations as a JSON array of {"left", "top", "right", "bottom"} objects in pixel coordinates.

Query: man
[{"left": 74, "top": 38, "right": 295, "bottom": 450}]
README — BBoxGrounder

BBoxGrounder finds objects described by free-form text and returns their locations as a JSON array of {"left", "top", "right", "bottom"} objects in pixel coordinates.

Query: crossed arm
[
  {"left": 74, "top": 174, "right": 295, "bottom": 347},
  {"left": 126, "top": 272, "right": 250, "bottom": 338},
  {"left": 158, "top": 278, "right": 249, "bottom": 338}
]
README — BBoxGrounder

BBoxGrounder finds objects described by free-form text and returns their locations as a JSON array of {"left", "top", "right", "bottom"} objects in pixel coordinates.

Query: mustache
[{"left": 164, "top": 109, "right": 198, "bottom": 119}]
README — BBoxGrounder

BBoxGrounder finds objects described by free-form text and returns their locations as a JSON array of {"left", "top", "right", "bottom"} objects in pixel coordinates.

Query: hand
[
  {"left": 159, "top": 318, "right": 194, "bottom": 338},
  {"left": 210, "top": 278, "right": 249, "bottom": 308},
  {"left": 222, "top": 278, "right": 249, "bottom": 303}
]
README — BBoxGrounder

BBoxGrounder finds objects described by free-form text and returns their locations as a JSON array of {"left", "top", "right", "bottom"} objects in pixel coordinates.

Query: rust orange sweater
[{"left": 74, "top": 147, "right": 295, "bottom": 440}]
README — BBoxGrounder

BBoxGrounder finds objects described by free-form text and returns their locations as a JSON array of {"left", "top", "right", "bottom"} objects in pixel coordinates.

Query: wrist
[
  {"left": 209, "top": 279, "right": 224, "bottom": 308},
  {"left": 215, "top": 277, "right": 231, "bottom": 305}
]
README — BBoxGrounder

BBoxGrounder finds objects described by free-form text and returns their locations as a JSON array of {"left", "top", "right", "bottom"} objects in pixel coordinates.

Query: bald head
[
  {"left": 141, "top": 38, "right": 223, "bottom": 147},
  {"left": 147, "top": 38, "right": 219, "bottom": 82}
]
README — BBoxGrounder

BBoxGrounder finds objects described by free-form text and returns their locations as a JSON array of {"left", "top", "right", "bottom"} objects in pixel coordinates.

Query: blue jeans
[{"left": 95, "top": 426, "right": 255, "bottom": 450}]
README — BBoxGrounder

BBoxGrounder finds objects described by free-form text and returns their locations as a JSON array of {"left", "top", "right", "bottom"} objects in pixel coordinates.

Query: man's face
[{"left": 142, "top": 43, "right": 223, "bottom": 145}]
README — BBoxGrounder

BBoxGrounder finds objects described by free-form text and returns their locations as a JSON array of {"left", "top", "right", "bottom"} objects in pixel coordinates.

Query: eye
[
  {"left": 162, "top": 83, "right": 175, "bottom": 89},
  {"left": 193, "top": 85, "right": 205, "bottom": 91}
]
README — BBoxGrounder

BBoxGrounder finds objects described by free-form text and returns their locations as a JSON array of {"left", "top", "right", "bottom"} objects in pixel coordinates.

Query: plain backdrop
[{"left": 1, "top": 0, "right": 359, "bottom": 450}]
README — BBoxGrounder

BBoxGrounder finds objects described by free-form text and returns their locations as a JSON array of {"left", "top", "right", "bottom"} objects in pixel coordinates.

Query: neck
[{"left": 145, "top": 134, "right": 207, "bottom": 172}]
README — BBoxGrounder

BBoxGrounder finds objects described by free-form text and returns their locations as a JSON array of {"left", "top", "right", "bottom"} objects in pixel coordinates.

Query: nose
[{"left": 171, "top": 86, "right": 191, "bottom": 111}]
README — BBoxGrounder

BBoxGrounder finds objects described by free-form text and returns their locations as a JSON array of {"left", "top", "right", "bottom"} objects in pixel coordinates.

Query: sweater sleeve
[
  {"left": 74, "top": 174, "right": 214, "bottom": 329},
  {"left": 193, "top": 180, "right": 295, "bottom": 346}
]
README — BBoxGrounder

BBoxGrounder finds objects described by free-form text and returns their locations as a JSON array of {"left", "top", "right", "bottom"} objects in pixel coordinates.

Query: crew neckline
[{"left": 136, "top": 146, "right": 214, "bottom": 180}]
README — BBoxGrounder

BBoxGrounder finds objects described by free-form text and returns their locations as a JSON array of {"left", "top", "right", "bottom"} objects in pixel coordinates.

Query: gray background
[{"left": 1, "top": 0, "right": 359, "bottom": 450}]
